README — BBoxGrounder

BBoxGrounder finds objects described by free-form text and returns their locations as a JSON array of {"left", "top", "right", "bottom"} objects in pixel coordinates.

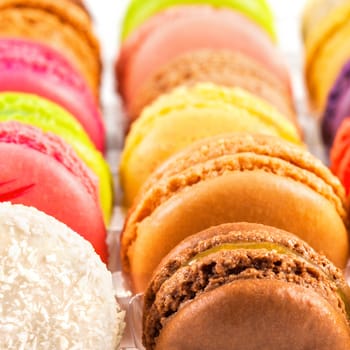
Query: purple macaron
[{"left": 322, "top": 59, "right": 350, "bottom": 149}]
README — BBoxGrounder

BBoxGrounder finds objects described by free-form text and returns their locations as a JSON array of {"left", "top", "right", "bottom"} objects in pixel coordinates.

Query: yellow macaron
[{"left": 120, "top": 83, "right": 302, "bottom": 207}]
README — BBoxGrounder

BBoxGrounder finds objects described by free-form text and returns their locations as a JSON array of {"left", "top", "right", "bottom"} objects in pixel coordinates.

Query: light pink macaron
[{"left": 116, "top": 6, "right": 291, "bottom": 114}]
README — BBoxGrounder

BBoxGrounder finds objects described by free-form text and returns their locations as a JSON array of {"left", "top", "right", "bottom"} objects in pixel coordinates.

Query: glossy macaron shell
[
  {"left": 117, "top": 6, "right": 291, "bottom": 107},
  {"left": 305, "top": 1, "right": 350, "bottom": 112},
  {"left": 0, "top": 121, "right": 107, "bottom": 262},
  {"left": 130, "top": 50, "right": 296, "bottom": 123},
  {"left": 121, "top": 0, "right": 276, "bottom": 41},
  {"left": 120, "top": 83, "right": 301, "bottom": 207},
  {"left": 0, "top": 38, "right": 105, "bottom": 151},
  {"left": 122, "top": 133, "right": 348, "bottom": 292},
  {"left": 0, "top": 0, "right": 101, "bottom": 95},
  {"left": 143, "top": 223, "right": 350, "bottom": 350},
  {"left": 0, "top": 92, "right": 112, "bottom": 224}
]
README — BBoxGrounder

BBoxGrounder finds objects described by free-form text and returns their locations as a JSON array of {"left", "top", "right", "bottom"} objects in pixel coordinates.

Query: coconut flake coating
[{"left": 0, "top": 203, "right": 124, "bottom": 349}]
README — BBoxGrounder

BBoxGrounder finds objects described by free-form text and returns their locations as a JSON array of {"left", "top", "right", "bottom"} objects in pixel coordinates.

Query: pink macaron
[
  {"left": 0, "top": 38, "right": 105, "bottom": 151},
  {"left": 116, "top": 6, "right": 291, "bottom": 113},
  {"left": 0, "top": 121, "right": 107, "bottom": 262}
]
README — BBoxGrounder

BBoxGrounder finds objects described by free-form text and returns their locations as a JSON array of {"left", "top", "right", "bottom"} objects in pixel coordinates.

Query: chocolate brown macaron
[
  {"left": 0, "top": 0, "right": 101, "bottom": 96},
  {"left": 128, "top": 50, "right": 296, "bottom": 125},
  {"left": 121, "top": 133, "right": 349, "bottom": 292},
  {"left": 143, "top": 223, "right": 350, "bottom": 350}
]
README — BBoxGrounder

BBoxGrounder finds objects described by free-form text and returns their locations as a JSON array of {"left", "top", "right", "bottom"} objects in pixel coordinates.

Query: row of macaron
[
  {"left": 302, "top": 0, "right": 350, "bottom": 194},
  {"left": 0, "top": 0, "right": 115, "bottom": 263},
  {"left": 0, "top": 1, "right": 126, "bottom": 348},
  {"left": 115, "top": 1, "right": 350, "bottom": 349},
  {"left": 303, "top": 0, "right": 350, "bottom": 150}
]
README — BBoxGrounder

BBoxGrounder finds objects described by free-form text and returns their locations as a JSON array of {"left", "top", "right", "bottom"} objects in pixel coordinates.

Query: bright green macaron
[
  {"left": 121, "top": 0, "right": 276, "bottom": 41},
  {"left": 0, "top": 92, "right": 113, "bottom": 224}
]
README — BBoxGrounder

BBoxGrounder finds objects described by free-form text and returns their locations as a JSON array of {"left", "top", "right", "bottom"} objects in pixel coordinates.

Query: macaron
[
  {"left": 0, "top": 0, "right": 101, "bottom": 96},
  {"left": 143, "top": 223, "right": 350, "bottom": 350},
  {"left": 121, "top": 0, "right": 276, "bottom": 41},
  {"left": 117, "top": 6, "right": 291, "bottom": 109},
  {"left": 120, "top": 83, "right": 302, "bottom": 207},
  {"left": 0, "top": 38, "right": 105, "bottom": 151},
  {"left": 302, "top": 0, "right": 345, "bottom": 41},
  {"left": 129, "top": 50, "right": 297, "bottom": 124},
  {"left": 0, "top": 92, "right": 112, "bottom": 224},
  {"left": 305, "top": 0, "right": 350, "bottom": 113},
  {"left": 330, "top": 117, "right": 350, "bottom": 193},
  {"left": 0, "top": 202, "right": 124, "bottom": 349},
  {"left": 0, "top": 121, "right": 107, "bottom": 262},
  {"left": 121, "top": 133, "right": 348, "bottom": 292},
  {"left": 322, "top": 59, "right": 350, "bottom": 148}
]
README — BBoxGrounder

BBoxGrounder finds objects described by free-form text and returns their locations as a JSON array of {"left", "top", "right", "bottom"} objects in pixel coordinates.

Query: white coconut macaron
[{"left": 0, "top": 202, "right": 125, "bottom": 349}]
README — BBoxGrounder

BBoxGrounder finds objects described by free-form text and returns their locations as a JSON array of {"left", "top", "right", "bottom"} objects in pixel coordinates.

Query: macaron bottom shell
[{"left": 155, "top": 279, "right": 350, "bottom": 350}]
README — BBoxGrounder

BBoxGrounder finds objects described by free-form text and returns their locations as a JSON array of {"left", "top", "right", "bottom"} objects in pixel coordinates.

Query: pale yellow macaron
[
  {"left": 304, "top": 0, "right": 350, "bottom": 113},
  {"left": 120, "top": 83, "right": 302, "bottom": 207},
  {"left": 302, "top": 0, "right": 346, "bottom": 41}
]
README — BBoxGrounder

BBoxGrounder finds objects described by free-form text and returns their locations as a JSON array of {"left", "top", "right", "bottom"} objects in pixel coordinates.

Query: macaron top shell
[
  {"left": 0, "top": 202, "right": 124, "bottom": 349},
  {"left": 129, "top": 50, "right": 296, "bottom": 123},
  {"left": 121, "top": 0, "right": 276, "bottom": 41},
  {"left": 0, "top": 38, "right": 105, "bottom": 150},
  {"left": 120, "top": 83, "right": 301, "bottom": 206},
  {"left": 0, "top": 0, "right": 101, "bottom": 95},
  {"left": 117, "top": 6, "right": 291, "bottom": 107},
  {"left": 143, "top": 223, "right": 350, "bottom": 350}
]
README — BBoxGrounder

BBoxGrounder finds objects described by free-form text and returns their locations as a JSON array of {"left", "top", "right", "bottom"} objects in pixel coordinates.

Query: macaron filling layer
[
  {"left": 144, "top": 246, "right": 349, "bottom": 349},
  {"left": 187, "top": 242, "right": 350, "bottom": 311}
]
